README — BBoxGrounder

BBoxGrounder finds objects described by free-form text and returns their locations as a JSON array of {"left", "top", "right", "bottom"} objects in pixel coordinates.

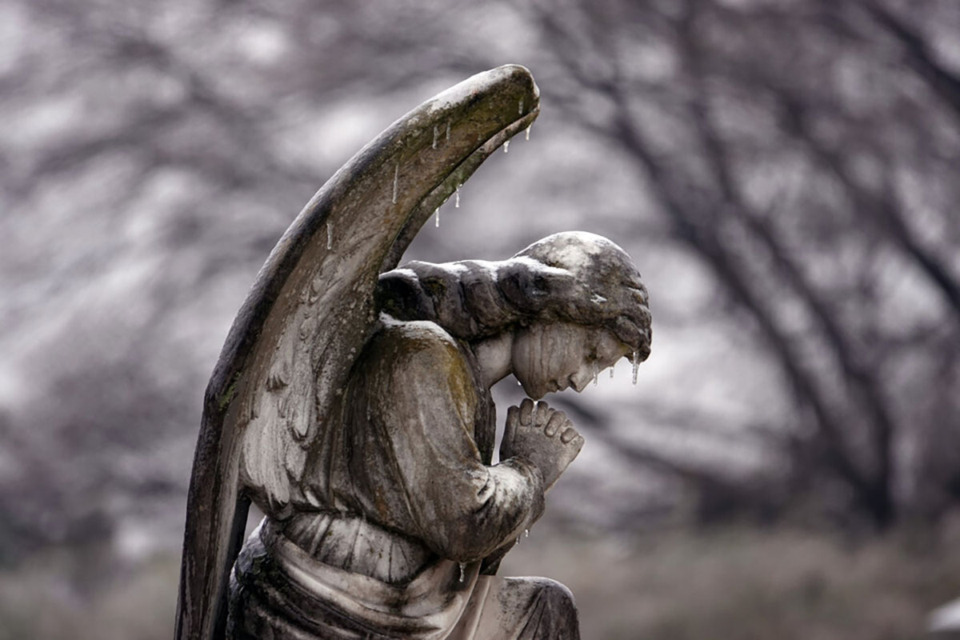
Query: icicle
[
  {"left": 516, "top": 536, "right": 521, "bottom": 546},
  {"left": 517, "top": 380, "right": 522, "bottom": 386},
  {"left": 326, "top": 222, "right": 333, "bottom": 250},
  {"left": 518, "top": 98, "right": 524, "bottom": 115},
  {"left": 525, "top": 124, "right": 532, "bottom": 141},
  {"left": 593, "top": 363, "right": 599, "bottom": 386},
  {"left": 392, "top": 164, "right": 399, "bottom": 204},
  {"left": 503, "top": 140, "right": 509, "bottom": 154},
  {"left": 459, "top": 563, "right": 465, "bottom": 583},
  {"left": 435, "top": 207, "right": 440, "bottom": 227},
  {"left": 524, "top": 528, "right": 530, "bottom": 538},
  {"left": 610, "top": 367, "right": 615, "bottom": 379},
  {"left": 530, "top": 403, "right": 537, "bottom": 425},
  {"left": 445, "top": 121, "right": 451, "bottom": 141},
  {"left": 455, "top": 184, "right": 461, "bottom": 208},
  {"left": 432, "top": 125, "right": 438, "bottom": 149},
  {"left": 632, "top": 351, "right": 640, "bottom": 385}
]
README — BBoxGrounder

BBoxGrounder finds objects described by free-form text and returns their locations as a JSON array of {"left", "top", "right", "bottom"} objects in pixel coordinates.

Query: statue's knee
[
  {"left": 541, "top": 579, "right": 575, "bottom": 608},
  {"left": 533, "top": 578, "right": 579, "bottom": 630}
]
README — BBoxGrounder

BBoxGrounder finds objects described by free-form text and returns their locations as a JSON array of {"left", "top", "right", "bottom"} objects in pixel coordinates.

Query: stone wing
[{"left": 175, "top": 65, "right": 540, "bottom": 640}]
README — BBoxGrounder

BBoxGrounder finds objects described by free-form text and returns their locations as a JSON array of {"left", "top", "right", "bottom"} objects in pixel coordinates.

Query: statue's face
[{"left": 511, "top": 322, "right": 631, "bottom": 399}]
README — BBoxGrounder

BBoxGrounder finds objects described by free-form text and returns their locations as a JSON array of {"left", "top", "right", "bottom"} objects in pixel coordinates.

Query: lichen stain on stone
[
  {"left": 373, "top": 486, "right": 390, "bottom": 521},
  {"left": 421, "top": 277, "right": 447, "bottom": 301},
  {"left": 219, "top": 372, "right": 243, "bottom": 412}
]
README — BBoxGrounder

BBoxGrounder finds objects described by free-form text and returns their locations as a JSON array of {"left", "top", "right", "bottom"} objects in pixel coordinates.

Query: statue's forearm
[
  {"left": 417, "top": 457, "right": 544, "bottom": 563},
  {"left": 477, "top": 458, "right": 546, "bottom": 574}
]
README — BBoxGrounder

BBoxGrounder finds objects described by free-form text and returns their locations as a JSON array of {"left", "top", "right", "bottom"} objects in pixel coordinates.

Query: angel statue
[{"left": 175, "top": 65, "right": 651, "bottom": 640}]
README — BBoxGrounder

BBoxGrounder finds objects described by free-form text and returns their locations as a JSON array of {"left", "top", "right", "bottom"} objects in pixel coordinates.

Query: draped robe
[{"left": 227, "top": 320, "right": 580, "bottom": 639}]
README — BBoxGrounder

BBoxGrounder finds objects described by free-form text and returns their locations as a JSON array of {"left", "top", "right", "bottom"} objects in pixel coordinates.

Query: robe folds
[{"left": 228, "top": 320, "right": 579, "bottom": 639}]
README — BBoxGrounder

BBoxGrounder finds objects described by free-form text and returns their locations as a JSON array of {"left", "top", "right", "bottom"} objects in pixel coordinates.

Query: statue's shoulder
[
  {"left": 371, "top": 317, "right": 464, "bottom": 365},
  {"left": 366, "top": 319, "right": 478, "bottom": 409}
]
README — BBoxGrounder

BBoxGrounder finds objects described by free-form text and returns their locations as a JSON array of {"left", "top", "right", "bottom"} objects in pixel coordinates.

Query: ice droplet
[
  {"left": 435, "top": 207, "right": 440, "bottom": 227},
  {"left": 503, "top": 140, "right": 509, "bottom": 154},
  {"left": 432, "top": 125, "right": 438, "bottom": 149},
  {"left": 632, "top": 351, "right": 640, "bottom": 385},
  {"left": 455, "top": 184, "right": 461, "bottom": 208},
  {"left": 518, "top": 99, "right": 524, "bottom": 115},
  {"left": 530, "top": 403, "right": 537, "bottom": 424},
  {"left": 593, "top": 363, "right": 599, "bottom": 386},
  {"left": 524, "top": 528, "right": 529, "bottom": 538},
  {"left": 392, "top": 164, "right": 399, "bottom": 204},
  {"left": 459, "top": 563, "right": 465, "bottom": 583},
  {"left": 445, "top": 121, "right": 451, "bottom": 141},
  {"left": 326, "top": 222, "right": 333, "bottom": 250},
  {"left": 525, "top": 124, "right": 532, "bottom": 141}
]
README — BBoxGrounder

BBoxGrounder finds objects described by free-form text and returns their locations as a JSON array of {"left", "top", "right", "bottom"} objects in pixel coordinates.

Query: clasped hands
[{"left": 501, "top": 398, "right": 584, "bottom": 490}]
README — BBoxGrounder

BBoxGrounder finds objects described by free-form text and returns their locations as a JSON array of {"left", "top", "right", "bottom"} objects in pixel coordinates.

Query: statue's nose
[{"left": 570, "top": 365, "right": 593, "bottom": 392}]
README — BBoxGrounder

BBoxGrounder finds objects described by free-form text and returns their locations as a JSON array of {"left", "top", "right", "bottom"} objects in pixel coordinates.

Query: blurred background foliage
[{"left": 2, "top": 0, "right": 960, "bottom": 637}]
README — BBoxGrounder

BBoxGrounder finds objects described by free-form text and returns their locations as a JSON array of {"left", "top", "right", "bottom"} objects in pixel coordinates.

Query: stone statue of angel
[{"left": 175, "top": 65, "right": 651, "bottom": 640}]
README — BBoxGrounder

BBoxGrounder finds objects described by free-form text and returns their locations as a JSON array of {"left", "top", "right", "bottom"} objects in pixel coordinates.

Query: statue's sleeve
[{"left": 355, "top": 326, "right": 544, "bottom": 563}]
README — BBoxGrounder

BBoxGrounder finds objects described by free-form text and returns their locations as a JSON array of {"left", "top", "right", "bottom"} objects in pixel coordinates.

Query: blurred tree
[
  {"left": 1, "top": 0, "right": 958, "bottom": 567},
  {"left": 515, "top": 0, "right": 960, "bottom": 529}
]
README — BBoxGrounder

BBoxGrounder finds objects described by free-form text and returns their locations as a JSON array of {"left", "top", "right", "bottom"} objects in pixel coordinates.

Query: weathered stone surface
[{"left": 175, "top": 66, "right": 651, "bottom": 640}]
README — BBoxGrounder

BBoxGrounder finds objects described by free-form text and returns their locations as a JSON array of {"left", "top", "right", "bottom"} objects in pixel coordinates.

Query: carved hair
[{"left": 376, "top": 232, "right": 652, "bottom": 361}]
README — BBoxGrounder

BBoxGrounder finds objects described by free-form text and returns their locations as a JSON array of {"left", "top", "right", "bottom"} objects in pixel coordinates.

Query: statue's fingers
[
  {"left": 544, "top": 413, "right": 565, "bottom": 437},
  {"left": 533, "top": 401, "right": 550, "bottom": 428},
  {"left": 503, "top": 406, "right": 520, "bottom": 456},
  {"left": 560, "top": 427, "right": 580, "bottom": 444},
  {"left": 565, "top": 432, "right": 585, "bottom": 458},
  {"left": 505, "top": 405, "right": 520, "bottom": 435},
  {"left": 519, "top": 398, "right": 534, "bottom": 426}
]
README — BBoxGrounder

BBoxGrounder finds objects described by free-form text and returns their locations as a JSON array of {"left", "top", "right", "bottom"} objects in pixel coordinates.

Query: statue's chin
[{"left": 520, "top": 381, "right": 547, "bottom": 401}]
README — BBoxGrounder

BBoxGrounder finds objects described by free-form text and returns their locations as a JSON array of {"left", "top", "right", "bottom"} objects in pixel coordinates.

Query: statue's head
[
  {"left": 511, "top": 232, "right": 650, "bottom": 353},
  {"left": 504, "top": 232, "right": 651, "bottom": 398},
  {"left": 377, "top": 230, "right": 651, "bottom": 396}
]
